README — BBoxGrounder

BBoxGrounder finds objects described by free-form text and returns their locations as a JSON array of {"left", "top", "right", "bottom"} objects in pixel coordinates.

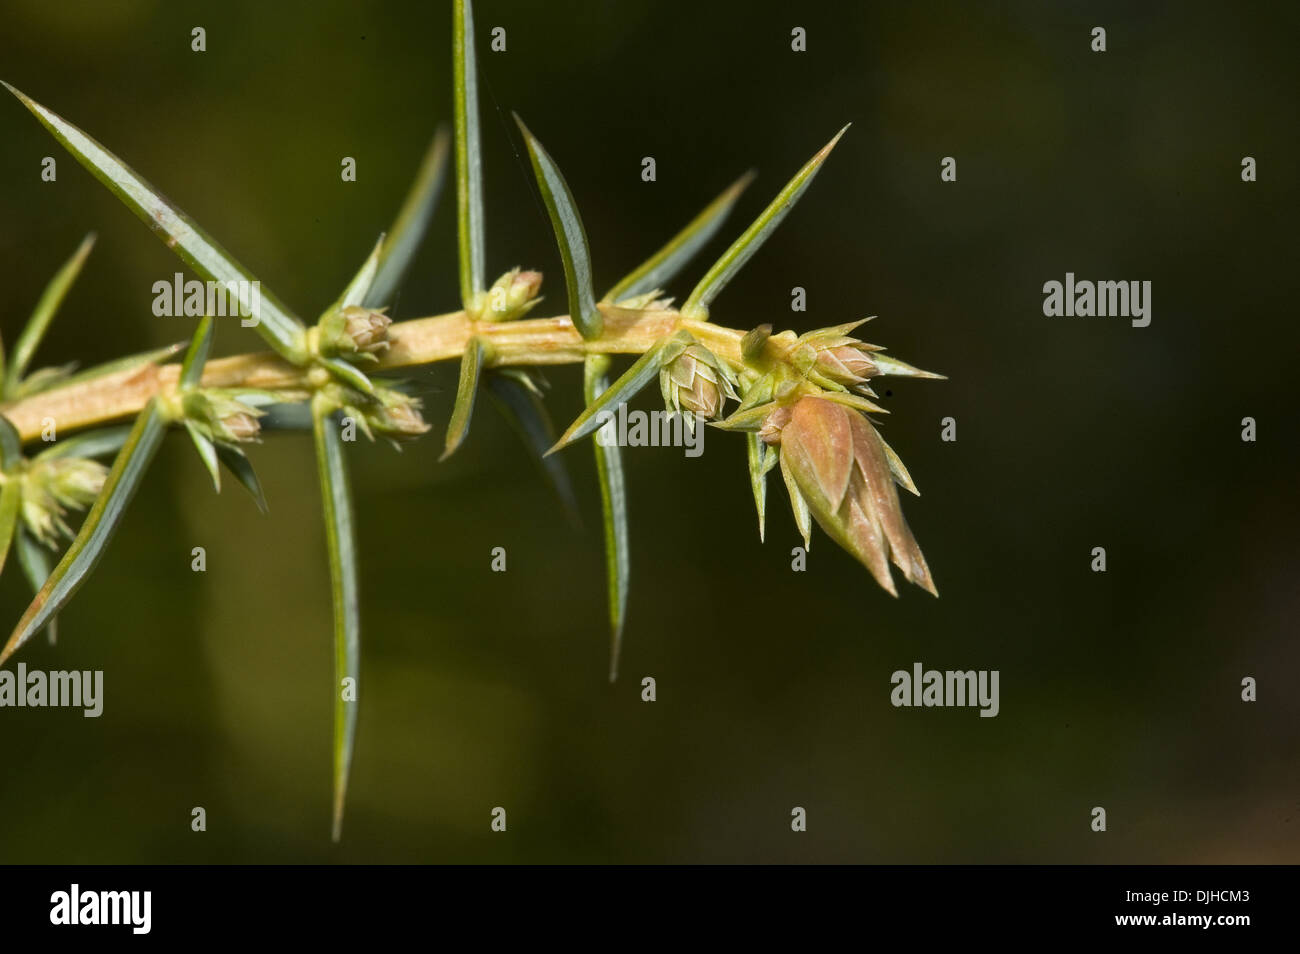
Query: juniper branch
[{"left": 0, "top": 306, "right": 746, "bottom": 443}]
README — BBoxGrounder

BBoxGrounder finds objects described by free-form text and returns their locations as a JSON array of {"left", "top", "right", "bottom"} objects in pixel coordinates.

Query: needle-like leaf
[
  {"left": 549, "top": 335, "right": 689, "bottom": 454},
  {"left": 818, "top": 391, "right": 889, "bottom": 416},
  {"left": 33, "top": 425, "right": 133, "bottom": 462},
  {"left": 0, "top": 414, "right": 22, "bottom": 467},
  {"left": 514, "top": 114, "right": 602, "bottom": 340},
  {"left": 330, "top": 235, "right": 385, "bottom": 315},
  {"left": 714, "top": 400, "right": 780, "bottom": 433},
  {"left": 880, "top": 434, "right": 919, "bottom": 496},
  {"left": 681, "top": 125, "right": 849, "bottom": 320},
  {"left": 0, "top": 473, "right": 20, "bottom": 578},
  {"left": 454, "top": 0, "right": 486, "bottom": 306},
  {"left": 184, "top": 421, "right": 221, "bottom": 492},
  {"left": 258, "top": 403, "right": 314, "bottom": 432},
  {"left": 0, "top": 416, "right": 20, "bottom": 576},
  {"left": 746, "top": 432, "right": 772, "bottom": 542},
  {"left": 10, "top": 363, "right": 76, "bottom": 399},
  {"left": 14, "top": 529, "right": 56, "bottom": 644},
  {"left": 0, "top": 480, "right": 19, "bottom": 579},
  {"left": 215, "top": 443, "right": 268, "bottom": 513},
  {"left": 604, "top": 171, "right": 755, "bottom": 304},
  {"left": 317, "top": 355, "right": 375, "bottom": 397},
  {"left": 54, "top": 342, "right": 186, "bottom": 391},
  {"left": 178, "top": 315, "right": 214, "bottom": 389},
  {"left": 484, "top": 372, "right": 578, "bottom": 522},
  {"left": 870, "top": 353, "right": 946, "bottom": 379},
  {"left": 4, "top": 232, "right": 95, "bottom": 397},
  {"left": 2, "top": 82, "right": 309, "bottom": 364},
  {"left": 585, "top": 356, "right": 629, "bottom": 682},
  {"left": 0, "top": 399, "right": 168, "bottom": 665},
  {"left": 312, "top": 402, "right": 360, "bottom": 842},
  {"left": 441, "top": 335, "right": 490, "bottom": 460},
  {"left": 365, "top": 128, "right": 450, "bottom": 309},
  {"left": 178, "top": 316, "right": 220, "bottom": 489}
]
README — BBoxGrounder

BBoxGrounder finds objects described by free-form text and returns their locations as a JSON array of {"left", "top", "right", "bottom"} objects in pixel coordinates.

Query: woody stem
[{"left": 0, "top": 305, "right": 749, "bottom": 442}]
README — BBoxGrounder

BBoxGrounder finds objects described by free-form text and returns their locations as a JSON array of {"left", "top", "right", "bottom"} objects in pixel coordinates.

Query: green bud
[
  {"left": 13, "top": 363, "right": 76, "bottom": 398},
  {"left": 19, "top": 456, "right": 108, "bottom": 547},
  {"left": 182, "top": 390, "right": 265, "bottom": 444},
  {"left": 44, "top": 457, "right": 106, "bottom": 508},
  {"left": 475, "top": 268, "right": 544, "bottom": 321},
  {"left": 20, "top": 482, "right": 65, "bottom": 548}
]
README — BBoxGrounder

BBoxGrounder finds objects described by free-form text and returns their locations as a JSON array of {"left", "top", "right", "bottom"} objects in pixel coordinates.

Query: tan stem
[{"left": 0, "top": 305, "right": 748, "bottom": 442}]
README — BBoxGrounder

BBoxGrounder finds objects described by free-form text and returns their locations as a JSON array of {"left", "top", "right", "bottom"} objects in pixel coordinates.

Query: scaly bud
[
  {"left": 814, "top": 339, "right": 878, "bottom": 386},
  {"left": 476, "top": 268, "right": 544, "bottom": 321},
  {"left": 757, "top": 403, "right": 793, "bottom": 445},
  {"left": 44, "top": 458, "right": 107, "bottom": 509},
  {"left": 216, "top": 411, "right": 261, "bottom": 443},
  {"left": 791, "top": 327, "right": 880, "bottom": 390},
  {"left": 319, "top": 305, "right": 392, "bottom": 360},
  {"left": 183, "top": 390, "right": 265, "bottom": 444},
  {"left": 659, "top": 344, "right": 738, "bottom": 421},
  {"left": 19, "top": 457, "right": 108, "bottom": 547},
  {"left": 341, "top": 306, "right": 392, "bottom": 351},
  {"left": 350, "top": 387, "right": 431, "bottom": 444},
  {"left": 372, "top": 401, "right": 430, "bottom": 442},
  {"left": 771, "top": 395, "right": 935, "bottom": 596},
  {"left": 20, "top": 481, "right": 65, "bottom": 547}
]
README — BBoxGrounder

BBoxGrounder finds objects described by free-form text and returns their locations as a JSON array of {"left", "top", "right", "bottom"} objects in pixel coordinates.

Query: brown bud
[
  {"left": 661, "top": 345, "right": 737, "bottom": 420},
  {"left": 217, "top": 412, "right": 262, "bottom": 443},
  {"left": 777, "top": 396, "right": 935, "bottom": 596},
  {"left": 758, "top": 404, "right": 794, "bottom": 446},
  {"left": 339, "top": 305, "right": 392, "bottom": 353},
  {"left": 180, "top": 389, "right": 265, "bottom": 444},
  {"left": 366, "top": 391, "right": 432, "bottom": 442},
  {"left": 381, "top": 403, "right": 429, "bottom": 439},
  {"left": 792, "top": 323, "right": 883, "bottom": 390},
  {"left": 814, "top": 341, "right": 878, "bottom": 386}
]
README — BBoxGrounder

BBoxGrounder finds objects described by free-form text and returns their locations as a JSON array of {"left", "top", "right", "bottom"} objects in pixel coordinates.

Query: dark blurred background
[{"left": 0, "top": 0, "right": 1296, "bottom": 863}]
